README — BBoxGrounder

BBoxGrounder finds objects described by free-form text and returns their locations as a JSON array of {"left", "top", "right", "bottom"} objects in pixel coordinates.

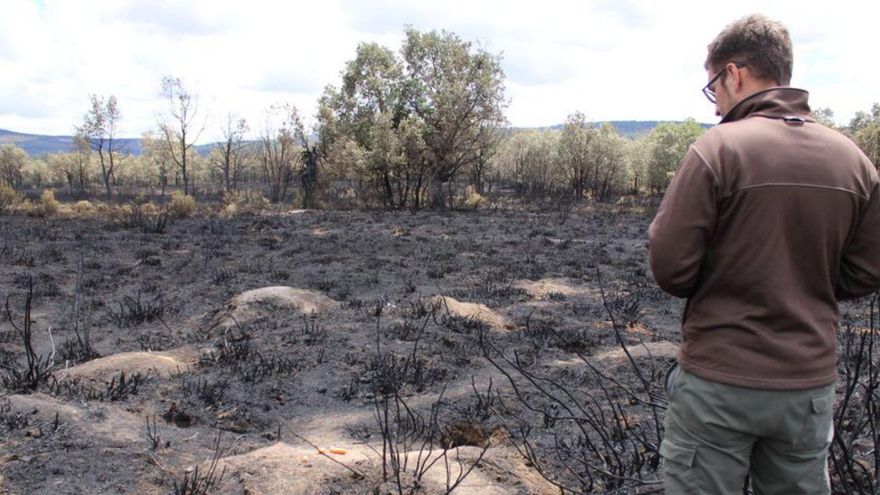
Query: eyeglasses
[{"left": 702, "top": 64, "right": 744, "bottom": 104}]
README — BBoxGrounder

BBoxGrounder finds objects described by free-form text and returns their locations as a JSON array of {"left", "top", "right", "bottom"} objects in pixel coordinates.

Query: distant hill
[
  {"left": 535, "top": 120, "right": 713, "bottom": 138},
  {"left": 606, "top": 120, "right": 713, "bottom": 137},
  {"left": 0, "top": 129, "right": 221, "bottom": 157},
  {"left": 1, "top": 120, "right": 712, "bottom": 156},
  {"left": 0, "top": 129, "right": 146, "bottom": 156},
  {"left": 0, "top": 129, "right": 81, "bottom": 156}
]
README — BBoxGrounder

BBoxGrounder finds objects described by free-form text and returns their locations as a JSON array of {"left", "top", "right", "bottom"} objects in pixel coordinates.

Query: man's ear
[{"left": 725, "top": 63, "right": 742, "bottom": 91}]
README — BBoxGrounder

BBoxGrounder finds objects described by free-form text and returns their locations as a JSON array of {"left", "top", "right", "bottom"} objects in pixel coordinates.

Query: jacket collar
[{"left": 720, "top": 87, "right": 814, "bottom": 124}]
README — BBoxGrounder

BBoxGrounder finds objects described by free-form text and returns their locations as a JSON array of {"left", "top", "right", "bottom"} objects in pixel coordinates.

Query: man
[{"left": 649, "top": 14, "right": 880, "bottom": 494}]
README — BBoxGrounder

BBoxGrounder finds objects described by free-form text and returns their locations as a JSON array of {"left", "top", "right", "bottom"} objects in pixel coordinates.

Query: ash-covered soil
[{"left": 0, "top": 204, "right": 685, "bottom": 494}]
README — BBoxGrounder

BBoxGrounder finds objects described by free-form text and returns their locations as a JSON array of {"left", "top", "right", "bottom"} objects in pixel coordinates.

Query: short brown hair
[{"left": 705, "top": 14, "right": 793, "bottom": 85}]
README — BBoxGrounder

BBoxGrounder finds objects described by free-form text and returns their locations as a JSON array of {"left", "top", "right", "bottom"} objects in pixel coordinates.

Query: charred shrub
[
  {"left": 108, "top": 291, "right": 179, "bottom": 328},
  {"left": 204, "top": 338, "right": 299, "bottom": 384},
  {"left": 289, "top": 316, "right": 329, "bottom": 364},
  {"left": 442, "top": 314, "right": 491, "bottom": 335},
  {"left": 181, "top": 376, "right": 229, "bottom": 408},
  {"left": 171, "top": 433, "right": 226, "bottom": 495},
  {"left": 553, "top": 328, "right": 599, "bottom": 354},
  {"left": 448, "top": 279, "right": 529, "bottom": 306},
  {"left": 136, "top": 331, "right": 177, "bottom": 352},
  {"left": 58, "top": 336, "right": 101, "bottom": 364},
  {"left": 15, "top": 252, "right": 36, "bottom": 267},
  {"left": 362, "top": 351, "right": 448, "bottom": 397},
  {"left": 386, "top": 318, "right": 424, "bottom": 342},
  {"left": 606, "top": 291, "right": 641, "bottom": 326},
  {"left": 518, "top": 310, "right": 599, "bottom": 354},
  {"left": 210, "top": 268, "right": 235, "bottom": 284},
  {"left": 13, "top": 272, "right": 60, "bottom": 299},
  {"left": 2, "top": 280, "right": 55, "bottom": 393},
  {"left": 544, "top": 291, "right": 567, "bottom": 301},
  {"left": 426, "top": 265, "right": 447, "bottom": 279},
  {"left": 232, "top": 352, "right": 299, "bottom": 384},
  {"left": 518, "top": 311, "right": 559, "bottom": 349},
  {"left": 211, "top": 339, "right": 253, "bottom": 365},
  {"left": 52, "top": 371, "right": 150, "bottom": 402},
  {"left": 114, "top": 203, "right": 170, "bottom": 234},
  {"left": 830, "top": 295, "right": 880, "bottom": 492},
  {"left": 38, "top": 245, "right": 66, "bottom": 264}
]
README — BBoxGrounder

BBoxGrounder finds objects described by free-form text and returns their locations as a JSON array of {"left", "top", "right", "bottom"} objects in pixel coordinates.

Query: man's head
[{"left": 704, "top": 14, "right": 793, "bottom": 117}]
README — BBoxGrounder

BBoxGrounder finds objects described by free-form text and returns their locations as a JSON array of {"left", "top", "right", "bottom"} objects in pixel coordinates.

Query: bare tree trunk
[
  {"left": 181, "top": 128, "right": 189, "bottom": 195},
  {"left": 160, "top": 77, "right": 201, "bottom": 197},
  {"left": 300, "top": 146, "right": 319, "bottom": 209},
  {"left": 413, "top": 174, "right": 423, "bottom": 210},
  {"left": 428, "top": 172, "right": 445, "bottom": 209},
  {"left": 97, "top": 147, "right": 112, "bottom": 198}
]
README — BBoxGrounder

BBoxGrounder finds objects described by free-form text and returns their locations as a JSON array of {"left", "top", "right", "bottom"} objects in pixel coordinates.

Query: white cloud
[
  {"left": 0, "top": 0, "right": 877, "bottom": 142},
  {"left": 109, "top": 0, "right": 233, "bottom": 36}
]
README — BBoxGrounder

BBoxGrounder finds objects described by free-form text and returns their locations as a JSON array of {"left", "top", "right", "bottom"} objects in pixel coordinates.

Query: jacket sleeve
[
  {"left": 649, "top": 146, "right": 719, "bottom": 299},
  {"left": 837, "top": 182, "right": 880, "bottom": 300}
]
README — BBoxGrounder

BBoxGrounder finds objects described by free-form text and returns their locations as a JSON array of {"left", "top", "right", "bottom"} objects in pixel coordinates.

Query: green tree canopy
[
  {"left": 849, "top": 103, "right": 880, "bottom": 169},
  {"left": 0, "top": 144, "right": 28, "bottom": 188},
  {"left": 319, "top": 28, "right": 507, "bottom": 209},
  {"left": 645, "top": 119, "right": 705, "bottom": 193}
]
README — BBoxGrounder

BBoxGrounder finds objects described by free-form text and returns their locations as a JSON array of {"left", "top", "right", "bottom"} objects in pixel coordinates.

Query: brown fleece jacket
[{"left": 649, "top": 87, "right": 880, "bottom": 390}]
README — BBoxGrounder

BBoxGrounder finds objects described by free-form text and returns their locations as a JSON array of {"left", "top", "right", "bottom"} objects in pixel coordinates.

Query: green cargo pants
[{"left": 661, "top": 365, "right": 835, "bottom": 494}]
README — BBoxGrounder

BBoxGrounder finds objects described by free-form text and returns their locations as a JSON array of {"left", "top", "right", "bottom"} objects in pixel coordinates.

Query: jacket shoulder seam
[
  {"left": 730, "top": 182, "right": 870, "bottom": 201},
  {"left": 690, "top": 145, "right": 720, "bottom": 185}
]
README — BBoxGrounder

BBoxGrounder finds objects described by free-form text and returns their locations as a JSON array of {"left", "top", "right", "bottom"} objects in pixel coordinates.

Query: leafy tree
[
  {"left": 185, "top": 151, "right": 208, "bottom": 195},
  {"left": 337, "top": 42, "right": 405, "bottom": 146},
  {"left": 848, "top": 103, "right": 880, "bottom": 133},
  {"left": 158, "top": 76, "right": 202, "bottom": 195},
  {"left": 496, "top": 129, "right": 561, "bottom": 197},
  {"left": 141, "top": 131, "right": 172, "bottom": 195},
  {"left": 0, "top": 183, "right": 18, "bottom": 212},
  {"left": 557, "top": 112, "right": 595, "bottom": 200},
  {"left": 625, "top": 136, "right": 650, "bottom": 195},
  {"left": 365, "top": 111, "right": 405, "bottom": 207},
  {"left": 22, "top": 155, "right": 50, "bottom": 188},
  {"left": 812, "top": 107, "right": 837, "bottom": 128},
  {"left": 214, "top": 114, "right": 250, "bottom": 192},
  {"left": 318, "top": 42, "right": 414, "bottom": 208},
  {"left": 397, "top": 116, "right": 431, "bottom": 206},
  {"left": 71, "top": 131, "right": 92, "bottom": 196},
  {"left": 47, "top": 152, "right": 88, "bottom": 195},
  {"left": 0, "top": 144, "right": 27, "bottom": 188},
  {"left": 402, "top": 28, "right": 507, "bottom": 208},
  {"left": 855, "top": 125, "right": 880, "bottom": 169},
  {"left": 260, "top": 104, "right": 307, "bottom": 203},
  {"left": 468, "top": 123, "right": 504, "bottom": 194},
  {"left": 849, "top": 103, "right": 880, "bottom": 169},
  {"left": 322, "top": 135, "right": 368, "bottom": 205},
  {"left": 110, "top": 153, "right": 142, "bottom": 189},
  {"left": 319, "top": 28, "right": 507, "bottom": 209},
  {"left": 555, "top": 115, "right": 630, "bottom": 201},
  {"left": 590, "top": 123, "right": 628, "bottom": 201},
  {"left": 78, "top": 94, "right": 121, "bottom": 197},
  {"left": 645, "top": 119, "right": 705, "bottom": 193}
]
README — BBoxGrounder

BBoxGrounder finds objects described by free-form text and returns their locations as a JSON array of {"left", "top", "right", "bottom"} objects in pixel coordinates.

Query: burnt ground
[{"left": 0, "top": 203, "right": 696, "bottom": 494}]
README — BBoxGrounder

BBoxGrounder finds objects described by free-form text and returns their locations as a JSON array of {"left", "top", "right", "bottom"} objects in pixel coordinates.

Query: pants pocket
[
  {"left": 796, "top": 391, "right": 834, "bottom": 450},
  {"left": 661, "top": 438, "right": 697, "bottom": 494}
]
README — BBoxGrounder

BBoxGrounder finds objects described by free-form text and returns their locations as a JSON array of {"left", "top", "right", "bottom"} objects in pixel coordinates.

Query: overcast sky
[{"left": 1, "top": 0, "right": 877, "bottom": 142}]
